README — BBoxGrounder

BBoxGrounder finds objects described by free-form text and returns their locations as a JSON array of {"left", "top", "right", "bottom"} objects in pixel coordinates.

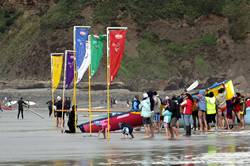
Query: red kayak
[
  {"left": 78, "top": 111, "right": 143, "bottom": 133},
  {"left": 1, "top": 106, "right": 15, "bottom": 111}
]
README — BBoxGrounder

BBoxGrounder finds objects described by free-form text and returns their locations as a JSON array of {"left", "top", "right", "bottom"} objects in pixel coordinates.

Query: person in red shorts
[
  {"left": 216, "top": 86, "right": 229, "bottom": 129},
  {"left": 232, "top": 93, "right": 244, "bottom": 129}
]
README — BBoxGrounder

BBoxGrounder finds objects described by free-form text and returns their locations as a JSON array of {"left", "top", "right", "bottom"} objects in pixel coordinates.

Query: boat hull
[{"left": 78, "top": 111, "right": 143, "bottom": 133}]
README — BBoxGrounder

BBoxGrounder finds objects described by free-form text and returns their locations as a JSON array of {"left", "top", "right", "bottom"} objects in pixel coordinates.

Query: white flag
[{"left": 77, "top": 40, "right": 91, "bottom": 83}]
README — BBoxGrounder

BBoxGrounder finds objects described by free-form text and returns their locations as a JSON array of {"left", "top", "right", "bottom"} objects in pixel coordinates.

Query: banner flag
[
  {"left": 109, "top": 29, "right": 127, "bottom": 82},
  {"left": 65, "top": 50, "right": 75, "bottom": 88},
  {"left": 51, "top": 53, "right": 63, "bottom": 93},
  {"left": 74, "top": 26, "right": 90, "bottom": 83},
  {"left": 79, "top": 38, "right": 91, "bottom": 80},
  {"left": 90, "top": 34, "right": 105, "bottom": 77}
]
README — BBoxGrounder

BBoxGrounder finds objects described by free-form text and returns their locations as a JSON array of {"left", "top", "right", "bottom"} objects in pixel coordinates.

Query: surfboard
[
  {"left": 25, "top": 101, "right": 36, "bottom": 106},
  {"left": 5, "top": 101, "right": 17, "bottom": 107}
]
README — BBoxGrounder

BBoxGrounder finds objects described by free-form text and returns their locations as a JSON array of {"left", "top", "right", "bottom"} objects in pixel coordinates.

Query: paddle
[
  {"left": 26, "top": 108, "right": 45, "bottom": 119},
  {"left": 186, "top": 80, "right": 199, "bottom": 92}
]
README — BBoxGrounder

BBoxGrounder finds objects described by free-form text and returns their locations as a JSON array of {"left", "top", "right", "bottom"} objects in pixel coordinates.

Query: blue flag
[{"left": 74, "top": 27, "right": 90, "bottom": 83}]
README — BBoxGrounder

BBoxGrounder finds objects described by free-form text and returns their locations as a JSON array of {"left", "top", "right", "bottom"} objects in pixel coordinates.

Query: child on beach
[
  {"left": 162, "top": 98, "right": 172, "bottom": 139},
  {"left": 97, "top": 120, "right": 111, "bottom": 139}
]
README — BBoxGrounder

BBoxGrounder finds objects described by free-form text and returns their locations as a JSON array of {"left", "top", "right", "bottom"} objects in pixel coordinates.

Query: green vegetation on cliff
[{"left": 0, "top": 0, "right": 249, "bottom": 90}]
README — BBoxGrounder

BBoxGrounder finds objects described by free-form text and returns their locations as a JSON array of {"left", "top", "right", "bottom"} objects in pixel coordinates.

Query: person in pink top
[
  {"left": 180, "top": 93, "right": 194, "bottom": 136},
  {"left": 98, "top": 120, "right": 111, "bottom": 139}
]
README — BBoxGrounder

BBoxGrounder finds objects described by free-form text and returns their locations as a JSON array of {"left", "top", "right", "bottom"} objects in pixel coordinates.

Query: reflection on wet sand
[{"left": 1, "top": 140, "right": 249, "bottom": 166}]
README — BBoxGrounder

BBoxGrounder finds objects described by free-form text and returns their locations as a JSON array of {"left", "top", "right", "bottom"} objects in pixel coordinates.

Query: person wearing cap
[
  {"left": 153, "top": 91, "right": 162, "bottom": 133},
  {"left": 139, "top": 93, "right": 154, "bottom": 138},
  {"left": 162, "top": 96, "right": 172, "bottom": 138},
  {"left": 55, "top": 96, "right": 63, "bottom": 127}
]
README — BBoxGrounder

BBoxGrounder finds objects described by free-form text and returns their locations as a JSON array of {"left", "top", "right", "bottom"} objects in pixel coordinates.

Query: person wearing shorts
[
  {"left": 193, "top": 90, "right": 208, "bottom": 131},
  {"left": 232, "top": 93, "right": 244, "bottom": 129},
  {"left": 216, "top": 86, "right": 229, "bottom": 129},
  {"left": 206, "top": 92, "right": 217, "bottom": 130},
  {"left": 162, "top": 104, "right": 172, "bottom": 139},
  {"left": 153, "top": 92, "right": 161, "bottom": 133},
  {"left": 169, "top": 96, "right": 181, "bottom": 138},
  {"left": 140, "top": 93, "right": 154, "bottom": 138}
]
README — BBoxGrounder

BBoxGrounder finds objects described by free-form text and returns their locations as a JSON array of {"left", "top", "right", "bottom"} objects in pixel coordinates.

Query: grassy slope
[{"left": 0, "top": 0, "right": 249, "bottom": 90}]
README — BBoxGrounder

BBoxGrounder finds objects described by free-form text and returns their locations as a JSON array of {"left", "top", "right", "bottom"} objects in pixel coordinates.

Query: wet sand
[{"left": 1, "top": 89, "right": 250, "bottom": 165}]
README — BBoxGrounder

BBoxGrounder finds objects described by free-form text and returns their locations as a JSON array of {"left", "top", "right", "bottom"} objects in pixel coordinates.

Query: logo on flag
[
  {"left": 80, "top": 31, "right": 86, "bottom": 36},
  {"left": 115, "top": 34, "right": 123, "bottom": 39},
  {"left": 109, "top": 29, "right": 127, "bottom": 82},
  {"left": 74, "top": 27, "right": 90, "bottom": 83}
]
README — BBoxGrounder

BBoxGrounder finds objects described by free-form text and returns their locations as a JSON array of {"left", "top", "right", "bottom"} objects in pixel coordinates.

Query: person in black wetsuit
[
  {"left": 118, "top": 122, "right": 134, "bottom": 139},
  {"left": 63, "top": 105, "right": 77, "bottom": 133},
  {"left": 46, "top": 100, "right": 53, "bottom": 117},
  {"left": 17, "top": 97, "right": 28, "bottom": 119}
]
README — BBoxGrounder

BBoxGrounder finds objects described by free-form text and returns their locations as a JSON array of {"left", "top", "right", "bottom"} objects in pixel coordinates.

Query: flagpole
[
  {"left": 88, "top": 35, "right": 93, "bottom": 135},
  {"left": 50, "top": 53, "right": 54, "bottom": 118},
  {"left": 106, "top": 28, "right": 111, "bottom": 141},
  {"left": 73, "top": 51, "right": 77, "bottom": 131},
  {"left": 62, "top": 51, "right": 67, "bottom": 129},
  {"left": 73, "top": 27, "right": 77, "bottom": 132},
  {"left": 73, "top": 26, "right": 91, "bottom": 132}
]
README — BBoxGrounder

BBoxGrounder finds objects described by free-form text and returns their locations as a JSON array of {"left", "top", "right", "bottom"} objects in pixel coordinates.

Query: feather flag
[
  {"left": 108, "top": 29, "right": 127, "bottom": 82},
  {"left": 74, "top": 26, "right": 90, "bottom": 83},
  {"left": 51, "top": 53, "right": 63, "bottom": 93},
  {"left": 65, "top": 50, "right": 75, "bottom": 88},
  {"left": 90, "top": 34, "right": 105, "bottom": 77}
]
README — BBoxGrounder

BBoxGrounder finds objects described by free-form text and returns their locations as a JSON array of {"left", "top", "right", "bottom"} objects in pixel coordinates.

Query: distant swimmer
[{"left": 17, "top": 97, "right": 29, "bottom": 119}]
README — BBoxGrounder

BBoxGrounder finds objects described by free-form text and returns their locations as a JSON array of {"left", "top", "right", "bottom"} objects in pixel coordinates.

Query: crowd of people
[
  {"left": 47, "top": 96, "right": 72, "bottom": 128},
  {"left": 131, "top": 85, "right": 250, "bottom": 139}
]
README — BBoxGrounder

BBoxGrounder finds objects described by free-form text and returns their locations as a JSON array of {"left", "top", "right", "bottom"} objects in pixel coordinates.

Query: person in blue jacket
[
  {"left": 131, "top": 95, "right": 140, "bottom": 112},
  {"left": 193, "top": 90, "right": 208, "bottom": 131}
]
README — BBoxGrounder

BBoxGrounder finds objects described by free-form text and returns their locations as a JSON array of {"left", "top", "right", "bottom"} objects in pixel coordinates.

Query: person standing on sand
[
  {"left": 232, "top": 93, "right": 244, "bottom": 129},
  {"left": 46, "top": 99, "right": 53, "bottom": 117},
  {"left": 55, "top": 96, "right": 63, "bottom": 127},
  {"left": 180, "top": 93, "right": 193, "bottom": 136},
  {"left": 153, "top": 91, "right": 161, "bottom": 133},
  {"left": 17, "top": 97, "right": 28, "bottom": 119},
  {"left": 131, "top": 95, "right": 140, "bottom": 112},
  {"left": 216, "top": 86, "right": 229, "bottom": 129},
  {"left": 162, "top": 97, "right": 172, "bottom": 139},
  {"left": 140, "top": 93, "right": 154, "bottom": 138},
  {"left": 168, "top": 96, "right": 181, "bottom": 139},
  {"left": 98, "top": 119, "right": 111, "bottom": 139},
  {"left": 193, "top": 90, "right": 208, "bottom": 131},
  {"left": 206, "top": 92, "right": 217, "bottom": 131}
]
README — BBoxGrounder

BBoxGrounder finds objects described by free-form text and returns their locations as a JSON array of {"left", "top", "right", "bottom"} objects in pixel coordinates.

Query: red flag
[{"left": 109, "top": 29, "right": 127, "bottom": 82}]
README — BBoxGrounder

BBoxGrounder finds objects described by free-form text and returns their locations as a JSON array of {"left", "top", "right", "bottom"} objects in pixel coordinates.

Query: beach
[{"left": 1, "top": 89, "right": 250, "bottom": 165}]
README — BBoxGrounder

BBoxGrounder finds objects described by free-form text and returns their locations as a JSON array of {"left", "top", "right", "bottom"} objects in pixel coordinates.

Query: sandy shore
[
  {"left": 1, "top": 104, "right": 250, "bottom": 165},
  {"left": 1, "top": 89, "right": 250, "bottom": 165}
]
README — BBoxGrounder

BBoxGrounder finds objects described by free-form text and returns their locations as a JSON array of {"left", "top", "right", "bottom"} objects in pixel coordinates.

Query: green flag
[{"left": 90, "top": 34, "right": 105, "bottom": 77}]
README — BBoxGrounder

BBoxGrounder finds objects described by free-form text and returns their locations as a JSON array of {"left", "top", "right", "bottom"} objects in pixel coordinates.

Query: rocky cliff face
[{"left": 0, "top": 1, "right": 249, "bottom": 91}]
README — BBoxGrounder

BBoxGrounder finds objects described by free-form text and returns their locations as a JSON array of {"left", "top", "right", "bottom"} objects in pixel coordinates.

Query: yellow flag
[{"left": 51, "top": 53, "right": 63, "bottom": 93}]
